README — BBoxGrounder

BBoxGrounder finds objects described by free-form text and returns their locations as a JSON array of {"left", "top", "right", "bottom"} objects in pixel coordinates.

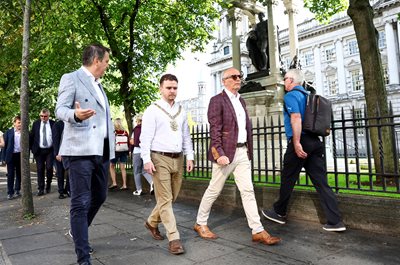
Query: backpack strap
[{"left": 283, "top": 87, "right": 309, "bottom": 116}]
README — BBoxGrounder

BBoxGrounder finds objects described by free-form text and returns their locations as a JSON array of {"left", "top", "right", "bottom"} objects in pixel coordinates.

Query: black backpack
[{"left": 285, "top": 88, "right": 332, "bottom": 137}]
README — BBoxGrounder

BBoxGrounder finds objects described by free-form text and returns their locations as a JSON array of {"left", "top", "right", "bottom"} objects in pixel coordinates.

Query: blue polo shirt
[{"left": 284, "top": 85, "right": 308, "bottom": 139}]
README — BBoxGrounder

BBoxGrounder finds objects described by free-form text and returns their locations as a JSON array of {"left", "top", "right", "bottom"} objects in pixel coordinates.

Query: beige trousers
[
  {"left": 147, "top": 153, "right": 184, "bottom": 241},
  {"left": 196, "top": 146, "right": 264, "bottom": 234}
]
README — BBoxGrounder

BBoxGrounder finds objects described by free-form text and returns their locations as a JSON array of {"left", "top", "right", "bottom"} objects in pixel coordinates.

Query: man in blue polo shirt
[{"left": 262, "top": 69, "right": 346, "bottom": 232}]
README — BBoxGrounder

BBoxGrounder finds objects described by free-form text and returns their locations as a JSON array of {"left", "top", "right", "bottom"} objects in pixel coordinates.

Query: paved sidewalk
[{"left": 0, "top": 166, "right": 399, "bottom": 265}]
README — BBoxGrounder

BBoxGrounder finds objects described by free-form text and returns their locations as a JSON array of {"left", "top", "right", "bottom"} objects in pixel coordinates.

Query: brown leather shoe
[
  {"left": 145, "top": 221, "right": 165, "bottom": 240},
  {"left": 193, "top": 224, "right": 218, "bottom": 239},
  {"left": 169, "top": 239, "right": 184, "bottom": 255},
  {"left": 252, "top": 230, "right": 281, "bottom": 245}
]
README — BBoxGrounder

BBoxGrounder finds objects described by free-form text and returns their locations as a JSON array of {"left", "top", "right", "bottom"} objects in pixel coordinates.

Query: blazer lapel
[
  {"left": 76, "top": 69, "right": 105, "bottom": 109},
  {"left": 221, "top": 90, "right": 238, "bottom": 125}
]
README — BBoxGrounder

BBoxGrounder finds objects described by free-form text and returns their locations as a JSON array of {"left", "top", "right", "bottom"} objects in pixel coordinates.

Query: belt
[
  {"left": 151, "top": 151, "right": 182, "bottom": 158},
  {"left": 236, "top": 142, "right": 247, "bottom": 148}
]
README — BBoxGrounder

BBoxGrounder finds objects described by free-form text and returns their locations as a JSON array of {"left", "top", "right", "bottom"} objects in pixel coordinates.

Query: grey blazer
[{"left": 55, "top": 68, "right": 115, "bottom": 159}]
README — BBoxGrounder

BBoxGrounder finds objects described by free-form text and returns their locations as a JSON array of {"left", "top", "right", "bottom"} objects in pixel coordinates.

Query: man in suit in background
[
  {"left": 193, "top": 67, "right": 281, "bottom": 246},
  {"left": 30, "top": 108, "right": 55, "bottom": 196},
  {"left": 56, "top": 44, "right": 114, "bottom": 265},
  {"left": 52, "top": 119, "right": 70, "bottom": 199},
  {"left": 3, "top": 115, "right": 22, "bottom": 200}
]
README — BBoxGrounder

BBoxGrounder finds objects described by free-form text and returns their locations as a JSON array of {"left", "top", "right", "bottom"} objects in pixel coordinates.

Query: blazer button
[
  {"left": 93, "top": 125, "right": 96, "bottom": 128},
  {"left": 85, "top": 99, "right": 88, "bottom": 102}
]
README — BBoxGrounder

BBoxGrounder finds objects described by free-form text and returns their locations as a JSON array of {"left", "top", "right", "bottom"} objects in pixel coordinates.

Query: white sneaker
[{"left": 133, "top": 190, "right": 142, "bottom": 196}]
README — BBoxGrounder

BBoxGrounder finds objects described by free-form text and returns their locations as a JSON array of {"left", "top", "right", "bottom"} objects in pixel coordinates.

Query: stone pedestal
[{"left": 241, "top": 75, "right": 285, "bottom": 170}]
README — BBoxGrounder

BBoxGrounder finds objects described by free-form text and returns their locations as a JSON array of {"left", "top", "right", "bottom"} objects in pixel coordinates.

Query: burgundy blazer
[{"left": 207, "top": 90, "right": 253, "bottom": 163}]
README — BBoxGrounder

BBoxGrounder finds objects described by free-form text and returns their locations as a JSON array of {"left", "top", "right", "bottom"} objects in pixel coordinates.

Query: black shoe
[
  {"left": 45, "top": 188, "right": 51, "bottom": 194},
  {"left": 37, "top": 190, "right": 44, "bottom": 196},
  {"left": 59, "top": 194, "right": 66, "bottom": 199},
  {"left": 89, "top": 246, "right": 94, "bottom": 255},
  {"left": 108, "top": 185, "right": 118, "bottom": 190},
  {"left": 14, "top": 192, "right": 21, "bottom": 198},
  {"left": 63, "top": 190, "right": 71, "bottom": 197},
  {"left": 323, "top": 222, "right": 346, "bottom": 232},
  {"left": 79, "top": 261, "right": 92, "bottom": 265},
  {"left": 262, "top": 209, "right": 287, "bottom": 224},
  {"left": 7, "top": 194, "right": 14, "bottom": 200}
]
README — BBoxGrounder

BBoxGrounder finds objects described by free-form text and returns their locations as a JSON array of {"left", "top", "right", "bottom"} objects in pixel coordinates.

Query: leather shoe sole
[
  {"left": 145, "top": 222, "right": 165, "bottom": 240},
  {"left": 169, "top": 239, "right": 184, "bottom": 255},
  {"left": 252, "top": 230, "right": 281, "bottom": 245},
  {"left": 193, "top": 224, "right": 218, "bottom": 239}
]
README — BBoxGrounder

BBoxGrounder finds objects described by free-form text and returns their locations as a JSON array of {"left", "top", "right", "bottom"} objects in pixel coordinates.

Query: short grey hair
[{"left": 285, "top": 69, "right": 304, "bottom": 85}]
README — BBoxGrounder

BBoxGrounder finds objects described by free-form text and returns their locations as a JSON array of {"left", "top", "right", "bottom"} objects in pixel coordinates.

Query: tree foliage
[{"left": 0, "top": 0, "right": 222, "bottom": 131}]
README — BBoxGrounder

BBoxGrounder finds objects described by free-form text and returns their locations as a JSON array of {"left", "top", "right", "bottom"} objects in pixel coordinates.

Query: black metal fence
[{"left": 185, "top": 106, "right": 400, "bottom": 195}]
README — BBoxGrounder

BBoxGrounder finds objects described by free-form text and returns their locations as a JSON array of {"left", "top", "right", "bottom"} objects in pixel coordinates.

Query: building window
[
  {"left": 323, "top": 46, "right": 335, "bottom": 61},
  {"left": 350, "top": 69, "right": 362, "bottom": 91},
  {"left": 354, "top": 108, "right": 365, "bottom": 135},
  {"left": 382, "top": 64, "right": 389, "bottom": 84},
  {"left": 327, "top": 75, "right": 337, "bottom": 95},
  {"left": 223, "top": 46, "right": 230, "bottom": 55},
  {"left": 301, "top": 51, "right": 314, "bottom": 66},
  {"left": 378, "top": 31, "right": 386, "bottom": 49},
  {"left": 348, "top": 40, "right": 359, "bottom": 55}
]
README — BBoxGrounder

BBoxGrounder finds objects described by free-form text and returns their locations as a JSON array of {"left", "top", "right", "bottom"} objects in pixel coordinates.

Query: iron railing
[{"left": 185, "top": 106, "right": 400, "bottom": 194}]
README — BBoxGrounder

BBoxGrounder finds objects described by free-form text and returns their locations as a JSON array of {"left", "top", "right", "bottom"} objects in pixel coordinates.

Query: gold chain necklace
[{"left": 154, "top": 103, "right": 182, "bottom": 131}]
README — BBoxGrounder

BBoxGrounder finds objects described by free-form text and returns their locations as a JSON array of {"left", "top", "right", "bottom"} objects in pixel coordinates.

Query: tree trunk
[
  {"left": 20, "top": 0, "right": 34, "bottom": 216},
  {"left": 348, "top": 0, "right": 396, "bottom": 178}
]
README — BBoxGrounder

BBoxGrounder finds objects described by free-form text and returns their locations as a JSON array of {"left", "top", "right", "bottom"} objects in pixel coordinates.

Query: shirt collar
[
  {"left": 157, "top": 98, "right": 176, "bottom": 109},
  {"left": 81, "top": 66, "right": 97, "bottom": 82},
  {"left": 224, "top": 88, "right": 240, "bottom": 100}
]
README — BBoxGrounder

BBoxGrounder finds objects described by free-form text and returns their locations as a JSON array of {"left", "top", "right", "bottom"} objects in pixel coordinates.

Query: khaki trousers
[
  {"left": 147, "top": 152, "right": 183, "bottom": 241},
  {"left": 196, "top": 146, "right": 264, "bottom": 234}
]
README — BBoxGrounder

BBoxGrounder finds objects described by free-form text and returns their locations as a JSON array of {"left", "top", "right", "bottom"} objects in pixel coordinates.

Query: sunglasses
[{"left": 224, "top": 74, "right": 243, "bottom": 81}]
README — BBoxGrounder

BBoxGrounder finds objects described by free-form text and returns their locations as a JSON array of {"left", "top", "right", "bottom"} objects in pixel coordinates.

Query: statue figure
[{"left": 246, "top": 12, "right": 269, "bottom": 72}]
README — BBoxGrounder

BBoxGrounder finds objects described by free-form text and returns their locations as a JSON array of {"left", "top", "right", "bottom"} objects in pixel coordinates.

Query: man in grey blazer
[{"left": 56, "top": 44, "right": 115, "bottom": 265}]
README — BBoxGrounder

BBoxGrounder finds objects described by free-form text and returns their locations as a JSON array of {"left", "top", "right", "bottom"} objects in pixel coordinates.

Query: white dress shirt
[
  {"left": 39, "top": 121, "right": 53, "bottom": 148},
  {"left": 14, "top": 129, "right": 21, "bottom": 153},
  {"left": 140, "top": 99, "right": 194, "bottom": 164},
  {"left": 224, "top": 88, "right": 247, "bottom": 143}
]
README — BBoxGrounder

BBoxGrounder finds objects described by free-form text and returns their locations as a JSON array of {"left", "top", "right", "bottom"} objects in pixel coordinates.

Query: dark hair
[
  {"left": 13, "top": 115, "right": 21, "bottom": 122},
  {"left": 82, "top": 44, "right": 110, "bottom": 66},
  {"left": 159, "top": 74, "right": 178, "bottom": 85}
]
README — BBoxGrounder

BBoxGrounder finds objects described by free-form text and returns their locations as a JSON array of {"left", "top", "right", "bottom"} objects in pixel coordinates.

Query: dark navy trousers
[
  {"left": 64, "top": 155, "right": 109, "bottom": 264},
  {"left": 6, "top": 153, "right": 21, "bottom": 196}
]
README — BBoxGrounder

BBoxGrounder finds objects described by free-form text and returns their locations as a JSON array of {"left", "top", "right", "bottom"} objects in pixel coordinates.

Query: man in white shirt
[{"left": 140, "top": 74, "right": 194, "bottom": 255}]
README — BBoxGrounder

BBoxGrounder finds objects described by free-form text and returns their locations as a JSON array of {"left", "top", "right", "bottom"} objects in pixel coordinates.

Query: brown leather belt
[
  {"left": 236, "top": 142, "right": 247, "bottom": 147},
  {"left": 151, "top": 151, "right": 182, "bottom": 158}
]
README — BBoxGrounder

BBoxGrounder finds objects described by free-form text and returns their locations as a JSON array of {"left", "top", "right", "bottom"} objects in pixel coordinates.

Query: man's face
[
  {"left": 160, "top": 80, "right": 178, "bottom": 103},
  {"left": 40, "top": 112, "right": 49, "bottom": 123},
  {"left": 14, "top": 119, "right": 21, "bottom": 131},
  {"left": 222, "top": 69, "right": 242, "bottom": 93},
  {"left": 94, "top": 52, "right": 110, "bottom": 79},
  {"left": 283, "top": 75, "right": 294, "bottom": 92}
]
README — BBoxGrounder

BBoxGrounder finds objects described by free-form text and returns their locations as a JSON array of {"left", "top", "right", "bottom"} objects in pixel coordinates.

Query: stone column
[
  {"left": 313, "top": 45, "right": 324, "bottom": 95},
  {"left": 266, "top": 0, "right": 280, "bottom": 77},
  {"left": 385, "top": 20, "right": 400, "bottom": 84},
  {"left": 228, "top": 8, "right": 241, "bottom": 71},
  {"left": 283, "top": 0, "right": 299, "bottom": 59},
  {"left": 335, "top": 38, "right": 346, "bottom": 94}
]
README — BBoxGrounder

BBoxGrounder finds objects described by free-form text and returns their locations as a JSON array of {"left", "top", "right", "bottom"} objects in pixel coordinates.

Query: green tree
[
  {"left": 0, "top": 0, "right": 222, "bottom": 133},
  {"left": 304, "top": 0, "right": 396, "bottom": 177}
]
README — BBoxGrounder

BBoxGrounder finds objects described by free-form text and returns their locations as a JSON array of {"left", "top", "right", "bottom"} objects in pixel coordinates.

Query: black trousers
[
  {"left": 273, "top": 134, "right": 342, "bottom": 225},
  {"left": 35, "top": 148, "right": 54, "bottom": 192},
  {"left": 55, "top": 159, "right": 70, "bottom": 194}
]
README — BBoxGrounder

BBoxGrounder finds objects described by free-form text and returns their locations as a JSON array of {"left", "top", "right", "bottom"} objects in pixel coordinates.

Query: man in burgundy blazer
[{"left": 194, "top": 67, "right": 280, "bottom": 246}]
